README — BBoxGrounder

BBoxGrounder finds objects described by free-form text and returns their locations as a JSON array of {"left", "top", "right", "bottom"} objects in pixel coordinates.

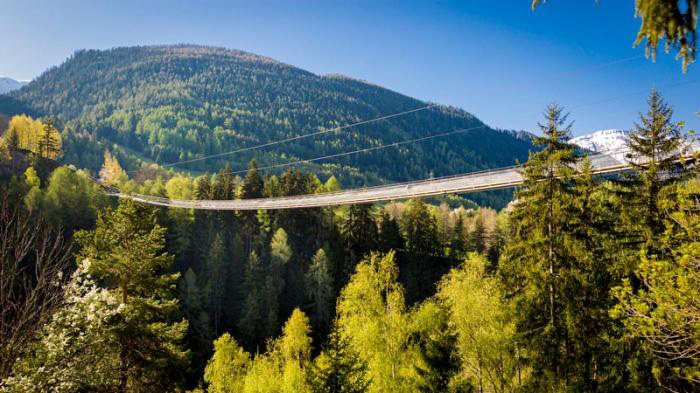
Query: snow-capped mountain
[
  {"left": 0, "top": 77, "right": 28, "bottom": 94},
  {"left": 570, "top": 129, "right": 629, "bottom": 153}
]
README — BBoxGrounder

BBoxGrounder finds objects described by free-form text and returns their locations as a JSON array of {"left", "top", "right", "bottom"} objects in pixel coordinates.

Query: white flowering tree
[{"left": 1, "top": 259, "right": 121, "bottom": 392}]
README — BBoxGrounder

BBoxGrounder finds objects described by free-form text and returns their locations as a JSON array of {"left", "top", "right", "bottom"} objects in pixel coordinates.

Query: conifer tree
[
  {"left": 622, "top": 89, "right": 690, "bottom": 253},
  {"left": 305, "top": 248, "right": 334, "bottom": 331},
  {"left": 179, "top": 268, "right": 213, "bottom": 373},
  {"left": 75, "top": 199, "right": 189, "bottom": 393},
  {"left": 401, "top": 199, "right": 439, "bottom": 256},
  {"left": 239, "top": 251, "right": 265, "bottom": 348},
  {"left": 207, "top": 233, "right": 229, "bottom": 335},
  {"left": 613, "top": 174, "right": 700, "bottom": 390},
  {"left": 307, "top": 329, "right": 370, "bottom": 393},
  {"left": 449, "top": 213, "right": 466, "bottom": 259},
  {"left": 341, "top": 204, "right": 378, "bottom": 277},
  {"left": 378, "top": 211, "right": 403, "bottom": 253},
  {"left": 240, "top": 159, "right": 264, "bottom": 255},
  {"left": 37, "top": 118, "right": 62, "bottom": 159},
  {"left": 470, "top": 213, "right": 487, "bottom": 254},
  {"left": 499, "top": 103, "right": 579, "bottom": 390}
]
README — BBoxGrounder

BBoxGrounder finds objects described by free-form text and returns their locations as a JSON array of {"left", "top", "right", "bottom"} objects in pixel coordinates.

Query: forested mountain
[{"left": 5, "top": 45, "right": 533, "bottom": 207}]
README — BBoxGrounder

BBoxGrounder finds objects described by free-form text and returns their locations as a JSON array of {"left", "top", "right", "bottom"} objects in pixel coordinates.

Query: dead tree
[{"left": 0, "top": 194, "right": 71, "bottom": 380}]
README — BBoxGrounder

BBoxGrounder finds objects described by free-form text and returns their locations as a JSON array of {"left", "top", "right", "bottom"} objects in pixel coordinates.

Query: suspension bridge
[{"left": 101, "top": 145, "right": 682, "bottom": 210}]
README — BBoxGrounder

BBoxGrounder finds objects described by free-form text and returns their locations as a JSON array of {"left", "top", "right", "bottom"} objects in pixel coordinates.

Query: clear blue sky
[{"left": 1, "top": 0, "right": 698, "bottom": 135}]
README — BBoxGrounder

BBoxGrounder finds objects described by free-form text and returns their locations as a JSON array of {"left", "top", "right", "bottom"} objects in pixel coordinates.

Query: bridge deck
[{"left": 106, "top": 148, "right": 634, "bottom": 210}]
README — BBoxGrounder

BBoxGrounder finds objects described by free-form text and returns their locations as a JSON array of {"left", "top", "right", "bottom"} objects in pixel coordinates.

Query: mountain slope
[
  {"left": 7, "top": 45, "right": 534, "bottom": 206},
  {"left": 0, "top": 77, "right": 27, "bottom": 94}
]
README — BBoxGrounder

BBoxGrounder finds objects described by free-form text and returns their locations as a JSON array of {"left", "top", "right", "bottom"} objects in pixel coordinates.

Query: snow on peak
[
  {"left": 570, "top": 129, "right": 629, "bottom": 153},
  {"left": 0, "top": 77, "right": 28, "bottom": 94}
]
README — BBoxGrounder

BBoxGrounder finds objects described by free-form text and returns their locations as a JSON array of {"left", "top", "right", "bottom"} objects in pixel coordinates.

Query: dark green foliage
[
  {"left": 378, "top": 211, "right": 404, "bottom": 253},
  {"left": 499, "top": 103, "right": 581, "bottom": 390},
  {"left": 621, "top": 89, "right": 691, "bottom": 253},
  {"left": 10, "top": 45, "right": 533, "bottom": 208},
  {"left": 75, "top": 199, "right": 189, "bottom": 392},
  {"left": 469, "top": 214, "right": 486, "bottom": 254},
  {"left": 341, "top": 204, "right": 379, "bottom": 277},
  {"left": 401, "top": 199, "right": 440, "bottom": 256},
  {"left": 238, "top": 251, "right": 266, "bottom": 348},
  {"left": 307, "top": 329, "right": 370, "bottom": 393}
]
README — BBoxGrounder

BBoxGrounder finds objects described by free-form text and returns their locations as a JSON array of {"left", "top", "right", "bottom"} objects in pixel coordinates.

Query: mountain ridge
[
  {"left": 0, "top": 77, "right": 28, "bottom": 94},
  {"left": 4, "top": 44, "right": 535, "bottom": 207}
]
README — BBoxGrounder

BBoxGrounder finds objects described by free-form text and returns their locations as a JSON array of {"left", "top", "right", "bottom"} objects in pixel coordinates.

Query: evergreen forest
[{"left": 1, "top": 89, "right": 698, "bottom": 392}]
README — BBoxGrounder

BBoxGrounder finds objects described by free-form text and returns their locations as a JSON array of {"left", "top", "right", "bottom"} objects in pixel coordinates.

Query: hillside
[{"left": 5, "top": 45, "right": 534, "bottom": 206}]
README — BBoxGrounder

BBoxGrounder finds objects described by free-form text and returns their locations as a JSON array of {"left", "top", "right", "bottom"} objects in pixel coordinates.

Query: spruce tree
[
  {"left": 239, "top": 251, "right": 265, "bottom": 349},
  {"left": 470, "top": 213, "right": 487, "bottom": 254},
  {"left": 75, "top": 199, "right": 189, "bottom": 393},
  {"left": 341, "top": 204, "right": 378, "bottom": 276},
  {"left": 239, "top": 159, "right": 264, "bottom": 255},
  {"left": 622, "top": 89, "right": 690, "bottom": 253},
  {"left": 401, "top": 199, "right": 439, "bottom": 256},
  {"left": 449, "top": 213, "right": 466, "bottom": 259},
  {"left": 207, "top": 233, "right": 229, "bottom": 335},
  {"left": 305, "top": 248, "right": 334, "bottom": 331},
  {"left": 378, "top": 211, "right": 403, "bottom": 253},
  {"left": 499, "top": 103, "right": 579, "bottom": 390}
]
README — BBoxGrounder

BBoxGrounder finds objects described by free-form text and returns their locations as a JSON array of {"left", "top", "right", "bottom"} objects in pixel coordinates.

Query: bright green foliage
[
  {"left": 323, "top": 176, "right": 342, "bottom": 193},
  {"left": 42, "top": 166, "right": 108, "bottom": 230},
  {"left": 166, "top": 175, "right": 194, "bottom": 200},
  {"left": 204, "top": 333, "right": 251, "bottom": 393},
  {"left": 75, "top": 199, "right": 189, "bottom": 392},
  {"left": 243, "top": 352, "right": 284, "bottom": 393},
  {"left": 409, "top": 300, "right": 461, "bottom": 393},
  {"left": 271, "top": 228, "right": 293, "bottom": 266},
  {"left": 24, "top": 166, "right": 40, "bottom": 188},
  {"left": 336, "top": 251, "right": 419, "bottom": 393},
  {"left": 613, "top": 179, "right": 700, "bottom": 387},
  {"left": 280, "top": 309, "right": 314, "bottom": 392},
  {"left": 307, "top": 329, "right": 370, "bottom": 393},
  {"left": 99, "top": 150, "right": 128, "bottom": 185},
  {"left": 305, "top": 248, "right": 335, "bottom": 330},
  {"left": 22, "top": 166, "right": 108, "bottom": 231},
  {"left": 437, "top": 254, "right": 523, "bottom": 392},
  {"left": 22, "top": 167, "right": 42, "bottom": 212},
  {"left": 240, "top": 309, "right": 314, "bottom": 393},
  {"left": 37, "top": 118, "right": 62, "bottom": 160},
  {"left": 499, "top": 103, "right": 580, "bottom": 390},
  {"left": 3, "top": 115, "right": 62, "bottom": 159}
]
